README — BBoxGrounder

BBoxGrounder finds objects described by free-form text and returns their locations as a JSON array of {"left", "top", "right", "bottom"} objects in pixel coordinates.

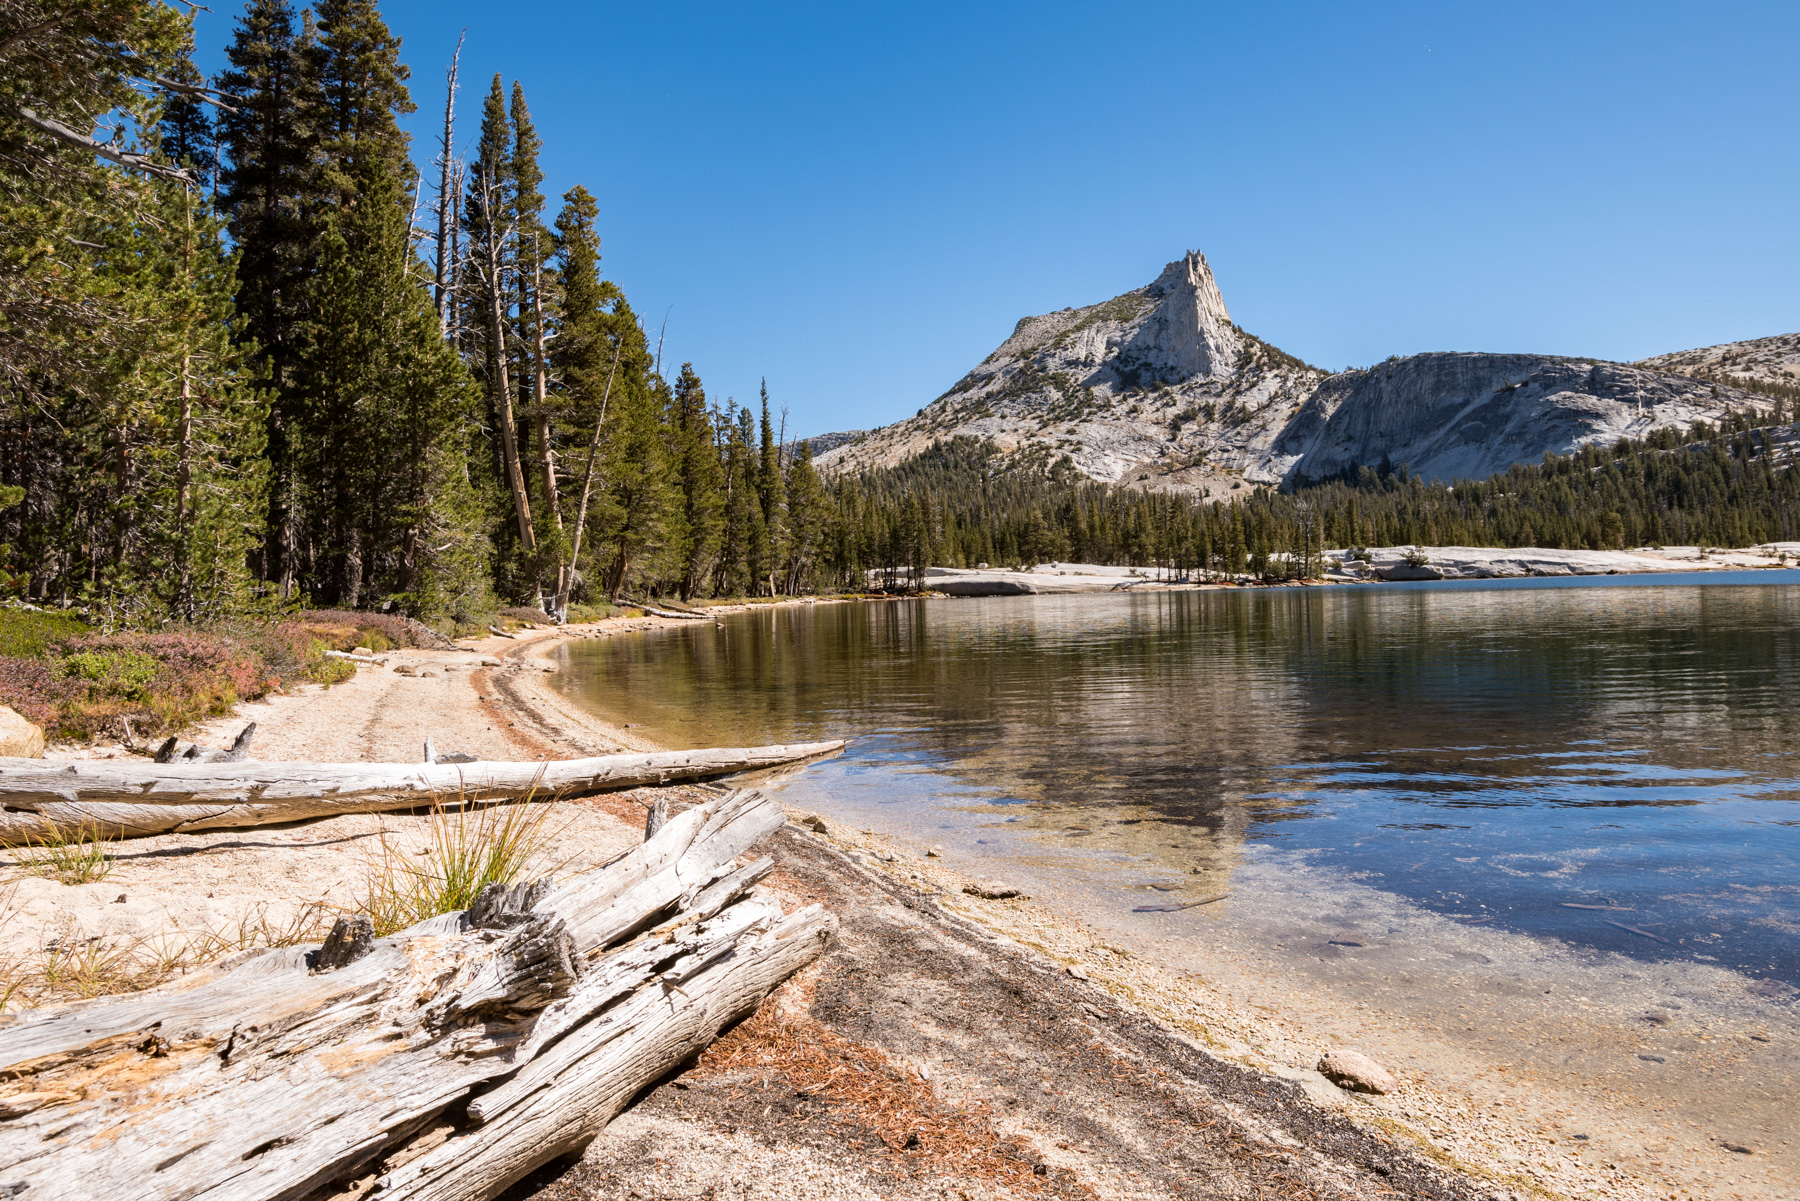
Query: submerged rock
[
  {"left": 1317, "top": 1049, "right": 1399, "bottom": 1095},
  {"left": 964, "top": 880, "right": 1026, "bottom": 900}
]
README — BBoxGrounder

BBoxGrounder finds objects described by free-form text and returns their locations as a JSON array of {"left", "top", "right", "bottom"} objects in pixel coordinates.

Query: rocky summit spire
[{"left": 1135, "top": 249, "right": 1242, "bottom": 381}]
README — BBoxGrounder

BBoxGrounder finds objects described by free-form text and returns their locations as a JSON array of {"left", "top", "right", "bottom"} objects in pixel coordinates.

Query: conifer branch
[{"left": 12, "top": 106, "right": 194, "bottom": 184}]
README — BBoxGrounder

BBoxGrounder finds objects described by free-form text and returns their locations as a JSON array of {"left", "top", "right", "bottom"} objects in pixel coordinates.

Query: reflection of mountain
[{"left": 559, "top": 586, "right": 1800, "bottom": 893}]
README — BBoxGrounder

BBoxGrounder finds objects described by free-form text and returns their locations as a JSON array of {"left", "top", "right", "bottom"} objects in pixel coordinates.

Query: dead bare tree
[
  {"left": 476, "top": 163, "right": 536, "bottom": 557},
  {"left": 555, "top": 341, "right": 622, "bottom": 618},
  {"left": 530, "top": 228, "right": 561, "bottom": 532},
  {"left": 433, "top": 32, "right": 464, "bottom": 334}
]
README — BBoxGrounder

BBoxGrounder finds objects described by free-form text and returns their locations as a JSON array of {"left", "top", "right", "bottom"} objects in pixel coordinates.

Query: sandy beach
[{"left": 8, "top": 603, "right": 1788, "bottom": 1199}]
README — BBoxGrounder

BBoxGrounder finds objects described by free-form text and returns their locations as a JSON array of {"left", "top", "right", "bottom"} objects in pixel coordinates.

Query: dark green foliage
[
  {"left": 668, "top": 364, "right": 724, "bottom": 599},
  {"left": 820, "top": 416, "right": 1799, "bottom": 588},
  {"left": 295, "top": 155, "right": 485, "bottom": 612}
]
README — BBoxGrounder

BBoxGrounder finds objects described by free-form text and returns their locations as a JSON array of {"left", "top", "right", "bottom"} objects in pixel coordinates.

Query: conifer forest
[{"left": 2, "top": 0, "right": 1796, "bottom": 631}]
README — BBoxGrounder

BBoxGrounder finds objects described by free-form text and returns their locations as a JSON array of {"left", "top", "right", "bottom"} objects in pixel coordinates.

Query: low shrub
[
  {"left": 283, "top": 609, "right": 446, "bottom": 653},
  {"left": 498, "top": 605, "right": 551, "bottom": 626},
  {"left": 0, "top": 609, "right": 87, "bottom": 658},
  {"left": 0, "top": 656, "right": 83, "bottom": 726}
]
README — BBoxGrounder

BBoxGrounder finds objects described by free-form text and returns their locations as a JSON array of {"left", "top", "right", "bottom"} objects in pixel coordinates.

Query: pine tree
[
  {"left": 309, "top": 0, "right": 415, "bottom": 208},
  {"left": 783, "top": 441, "right": 827, "bottom": 594},
  {"left": 739, "top": 404, "right": 771, "bottom": 593},
  {"left": 215, "top": 0, "right": 320, "bottom": 593},
  {"left": 158, "top": 22, "right": 215, "bottom": 193},
  {"left": 297, "top": 154, "right": 483, "bottom": 614},
  {"left": 595, "top": 369, "right": 675, "bottom": 600},
  {"left": 510, "top": 83, "right": 561, "bottom": 546},
  {"left": 712, "top": 401, "right": 753, "bottom": 596},
  {"left": 465, "top": 74, "right": 537, "bottom": 583},
  {"left": 667, "top": 365, "right": 724, "bottom": 599},
  {"left": 550, "top": 185, "right": 617, "bottom": 611},
  {"left": 757, "top": 382, "right": 787, "bottom": 594}
]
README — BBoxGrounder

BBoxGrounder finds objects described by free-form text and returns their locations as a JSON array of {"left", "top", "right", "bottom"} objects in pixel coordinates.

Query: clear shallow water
[{"left": 555, "top": 572, "right": 1800, "bottom": 989}]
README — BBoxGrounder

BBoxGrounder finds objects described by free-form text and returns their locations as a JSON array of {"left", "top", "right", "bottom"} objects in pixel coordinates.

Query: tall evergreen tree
[
  {"left": 464, "top": 74, "right": 536, "bottom": 583},
  {"left": 215, "top": 0, "right": 320, "bottom": 592},
  {"left": 509, "top": 83, "right": 561, "bottom": 544},
  {"left": 667, "top": 364, "right": 724, "bottom": 599},
  {"left": 309, "top": 0, "right": 414, "bottom": 206},
  {"left": 757, "top": 381, "right": 787, "bottom": 594},
  {"left": 783, "top": 441, "right": 827, "bottom": 595},
  {"left": 297, "top": 153, "right": 484, "bottom": 613}
]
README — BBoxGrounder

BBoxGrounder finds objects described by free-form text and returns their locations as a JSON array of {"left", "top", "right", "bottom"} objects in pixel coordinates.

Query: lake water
[{"left": 554, "top": 571, "right": 1800, "bottom": 1184}]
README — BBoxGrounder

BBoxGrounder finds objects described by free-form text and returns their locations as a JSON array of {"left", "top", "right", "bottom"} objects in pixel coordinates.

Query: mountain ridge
[{"left": 817, "top": 253, "right": 1784, "bottom": 493}]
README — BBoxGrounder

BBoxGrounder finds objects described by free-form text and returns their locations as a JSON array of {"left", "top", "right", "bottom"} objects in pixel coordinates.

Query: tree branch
[{"left": 12, "top": 107, "right": 194, "bottom": 184}]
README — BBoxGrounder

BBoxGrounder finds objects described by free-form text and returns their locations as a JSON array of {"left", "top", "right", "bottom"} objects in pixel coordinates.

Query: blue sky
[{"left": 192, "top": 1, "right": 1800, "bottom": 439}]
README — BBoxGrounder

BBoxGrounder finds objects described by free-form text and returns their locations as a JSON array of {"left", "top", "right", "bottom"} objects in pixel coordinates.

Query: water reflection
[{"left": 556, "top": 574, "right": 1800, "bottom": 983}]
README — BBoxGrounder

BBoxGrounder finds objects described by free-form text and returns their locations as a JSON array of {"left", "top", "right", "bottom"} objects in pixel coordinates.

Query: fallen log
[
  {"left": 620, "top": 597, "right": 712, "bottom": 620},
  {"left": 0, "top": 740, "right": 845, "bottom": 843},
  {"left": 0, "top": 788, "right": 834, "bottom": 1201}
]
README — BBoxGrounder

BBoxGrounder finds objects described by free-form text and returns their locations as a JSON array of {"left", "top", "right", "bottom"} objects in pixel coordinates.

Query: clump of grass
[
  {"left": 358, "top": 793, "right": 562, "bottom": 936},
  {"left": 0, "top": 897, "right": 335, "bottom": 1014},
  {"left": 17, "top": 819, "right": 114, "bottom": 885}
]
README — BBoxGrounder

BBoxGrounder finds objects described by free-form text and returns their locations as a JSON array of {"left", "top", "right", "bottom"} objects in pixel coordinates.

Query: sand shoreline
[{"left": 9, "top": 598, "right": 1783, "bottom": 1198}]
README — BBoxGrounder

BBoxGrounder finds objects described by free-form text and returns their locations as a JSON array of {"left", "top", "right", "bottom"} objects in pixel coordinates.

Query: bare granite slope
[
  {"left": 1264, "top": 352, "right": 1766, "bottom": 485},
  {"left": 818, "top": 253, "right": 1785, "bottom": 491},
  {"left": 1638, "top": 330, "right": 1800, "bottom": 391}
]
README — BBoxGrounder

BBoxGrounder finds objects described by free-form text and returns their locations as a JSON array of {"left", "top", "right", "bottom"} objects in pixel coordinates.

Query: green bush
[
  {"left": 0, "top": 609, "right": 88, "bottom": 658},
  {"left": 59, "top": 649, "right": 161, "bottom": 702}
]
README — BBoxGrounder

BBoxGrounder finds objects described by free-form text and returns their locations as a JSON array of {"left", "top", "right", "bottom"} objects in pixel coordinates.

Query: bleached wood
[
  {"left": 0, "top": 741, "right": 843, "bottom": 843},
  {"left": 0, "top": 790, "right": 833, "bottom": 1201}
]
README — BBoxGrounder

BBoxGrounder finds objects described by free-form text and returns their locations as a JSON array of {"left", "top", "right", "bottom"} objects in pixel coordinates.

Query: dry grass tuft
[
  {"left": 0, "top": 896, "right": 334, "bottom": 1014},
  {"left": 16, "top": 819, "right": 114, "bottom": 885},
  {"left": 695, "top": 980, "right": 1073, "bottom": 1196},
  {"left": 356, "top": 792, "right": 564, "bottom": 936}
]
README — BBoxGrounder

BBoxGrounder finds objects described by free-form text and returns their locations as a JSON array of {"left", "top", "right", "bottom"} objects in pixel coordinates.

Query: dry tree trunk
[
  {"left": 0, "top": 740, "right": 845, "bottom": 843},
  {"left": 432, "top": 33, "right": 464, "bottom": 335},
  {"left": 0, "top": 789, "right": 834, "bottom": 1201},
  {"left": 479, "top": 167, "right": 536, "bottom": 554},
  {"left": 530, "top": 237, "right": 561, "bottom": 532},
  {"left": 554, "top": 341, "right": 621, "bottom": 617}
]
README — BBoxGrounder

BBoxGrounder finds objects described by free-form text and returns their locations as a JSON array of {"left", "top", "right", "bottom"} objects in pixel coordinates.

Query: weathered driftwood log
[
  {"left": 323, "top": 648, "right": 386, "bottom": 664},
  {"left": 0, "top": 740, "right": 845, "bottom": 843},
  {"left": 0, "top": 788, "right": 834, "bottom": 1201},
  {"left": 621, "top": 598, "right": 711, "bottom": 620}
]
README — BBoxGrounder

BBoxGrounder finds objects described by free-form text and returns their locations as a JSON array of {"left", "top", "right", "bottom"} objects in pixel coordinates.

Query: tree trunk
[
  {"left": 0, "top": 789, "right": 835, "bottom": 1201},
  {"left": 554, "top": 343, "right": 620, "bottom": 617},
  {"left": 531, "top": 238, "right": 560, "bottom": 531},
  {"left": 432, "top": 34, "right": 463, "bottom": 336},
  {"left": 0, "top": 740, "right": 845, "bottom": 843},
  {"left": 480, "top": 169, "right": 536, "bottom": 555},
  {"left": 175, "top": 188, "right": 195, "bottom": 611}
]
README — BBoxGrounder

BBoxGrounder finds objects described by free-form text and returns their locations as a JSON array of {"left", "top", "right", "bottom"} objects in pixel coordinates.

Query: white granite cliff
[{"left": 818, "top": 253, "right": 1785, "bottom": 493}]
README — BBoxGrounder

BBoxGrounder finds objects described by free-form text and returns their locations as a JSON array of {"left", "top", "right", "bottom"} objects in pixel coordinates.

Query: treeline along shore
[{"left": 5, "top": 2, "right": 1799, "bottom": 636}]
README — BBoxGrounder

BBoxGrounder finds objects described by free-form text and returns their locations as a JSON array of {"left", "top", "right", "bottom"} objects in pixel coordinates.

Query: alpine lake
[{"left": 552, "top": 570, "right": 1800, "bottom": 1190}]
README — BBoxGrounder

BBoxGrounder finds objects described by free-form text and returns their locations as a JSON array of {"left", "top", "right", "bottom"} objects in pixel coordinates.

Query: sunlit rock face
[
  {"left": 1264, "top": 353, "right": 1765, "bottom": 485},
  {"left": 817, "top": 252, "right": 1785, "bottom": 493}
]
